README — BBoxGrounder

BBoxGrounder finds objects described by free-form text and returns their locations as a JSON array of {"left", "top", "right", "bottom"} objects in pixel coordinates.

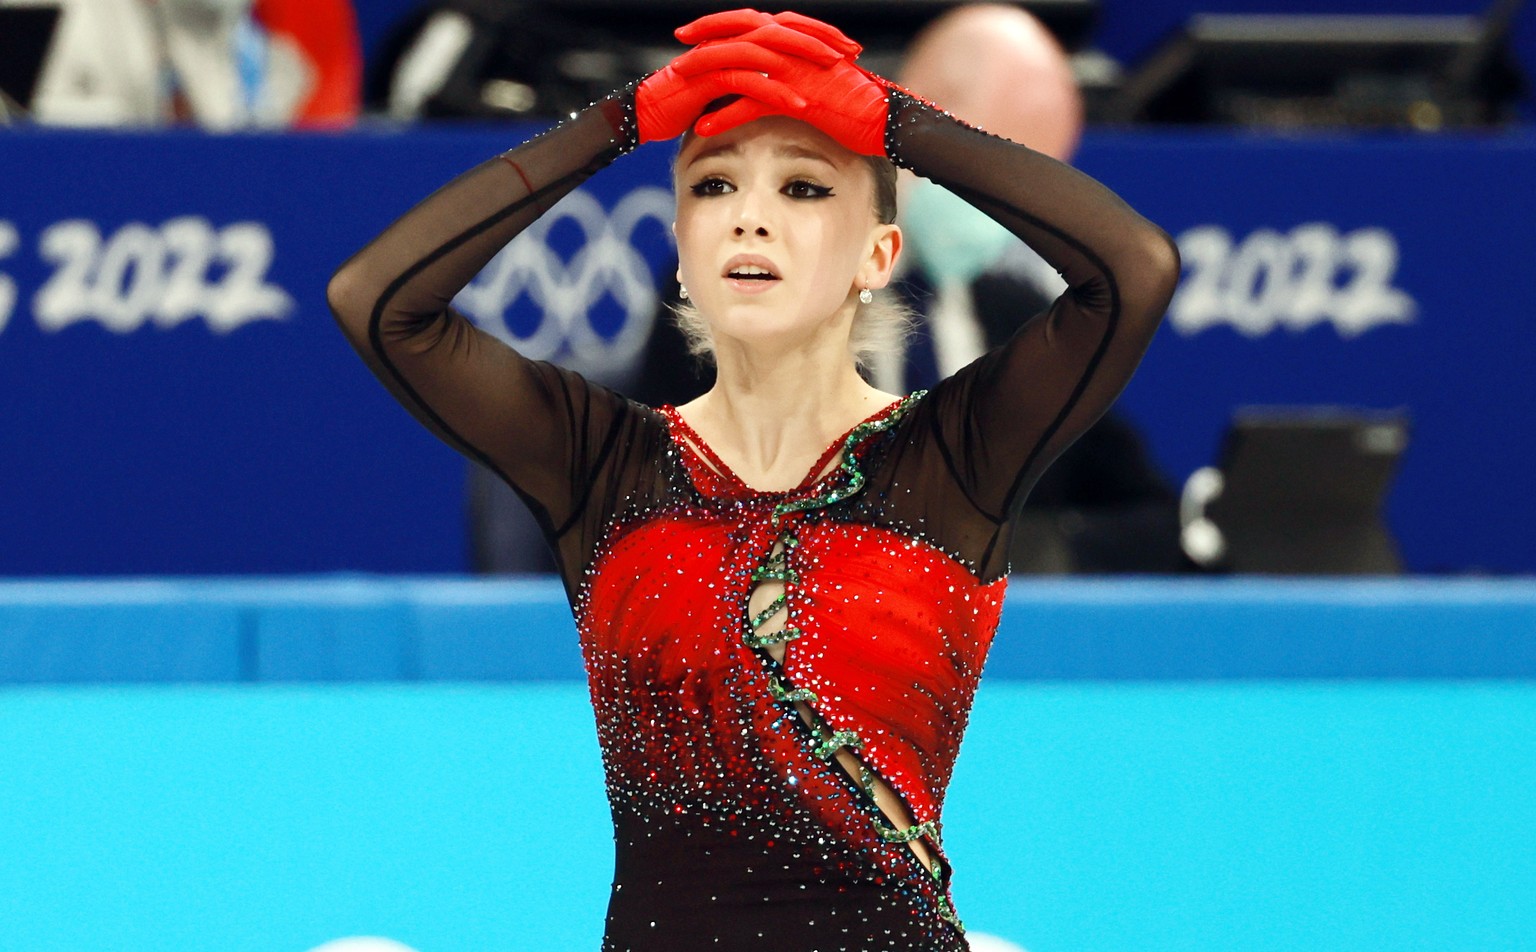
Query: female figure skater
[{"left": 329, "top": 10, "right": 1179, "bottom": 950}]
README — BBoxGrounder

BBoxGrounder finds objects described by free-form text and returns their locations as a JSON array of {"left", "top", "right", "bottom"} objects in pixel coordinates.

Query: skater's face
[{"left": 673, "top": 116, "right": 901, "bottom": 360}]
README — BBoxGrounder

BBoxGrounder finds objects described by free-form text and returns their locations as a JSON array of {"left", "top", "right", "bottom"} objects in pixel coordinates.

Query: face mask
[{"left": 901, "top": 178, "right": 1013, "bottom": 288}]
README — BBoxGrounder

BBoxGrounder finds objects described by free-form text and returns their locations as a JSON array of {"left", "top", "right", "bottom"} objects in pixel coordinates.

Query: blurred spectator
[
  {"left": 2, "top": 0, "right": 163, "bottom": 125},
  {"left": 881, "top": 2, "right": 1082, "bottom": 393},
  {"left": 888, "top": 4, "right": 1184, "bottom": 574},
  {"left": 1, "top": 0, "right": 359, "bottom": 127}
]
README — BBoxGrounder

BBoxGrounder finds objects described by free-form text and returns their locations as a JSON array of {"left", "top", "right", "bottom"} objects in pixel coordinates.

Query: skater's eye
[
  {"left": 783, "top": 179, "right": 834, "bottom": 200},
  {"left": 689, "top": 176, "right": 735, "bottom": 197}
]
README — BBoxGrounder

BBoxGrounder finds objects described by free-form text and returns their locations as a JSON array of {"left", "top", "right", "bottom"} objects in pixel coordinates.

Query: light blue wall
[
  {"left": 2, "top": 579, "right": 1534, "bottom": 951},
  {"left": 2, "top": 681, "right": 1533, "bottom": 952}
]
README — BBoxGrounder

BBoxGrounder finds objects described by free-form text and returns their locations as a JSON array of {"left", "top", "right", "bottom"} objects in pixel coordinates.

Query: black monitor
[
  {"left": 1199, "top": 408, "right": 1410, "bottom": 574},
  {"left": 1109, "top": 1, "right": 1526, "bottom": 129}
]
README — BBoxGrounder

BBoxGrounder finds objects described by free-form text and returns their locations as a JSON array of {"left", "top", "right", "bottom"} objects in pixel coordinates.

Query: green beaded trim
[
  {"left": 812, "top": 729, "right": 864, "bottom": 761},
  {"left": 748, "top": 593, "right": 787, "bottom": 629},
  {"left": 749, "top": 549, "right": 798, "bottom": 580},
  {"left": 858, "top": 764, "right": 879, "bottom": 798},
  {"left": 768, "top": 676, "right": 818, "bottom": 704},
  {"left": 875, "top": 817, "right": 941, "bottom": 844},
  {"left": 753, "top": 537, "right": 799, "bottom": 583},
  {"left": 733, "top": 393, "right": 962, "bottom": 930},
  {"left": 750, "top": 563, "right": 798, "bottom": 584},
  {"left": 771, "top": 391, "right": 926, "bottom": 526},
  {"left": 935, "top": 868, "right": 964, "bottom": 932},
  {"left": 743, "top": 626, "right": 802, "bottom": 649},
  {"left": 856, "top": 762, "right": 956, "bottom": 925},
  {"left": 909, "top": 845, "right": 964, "bottom": 932}
]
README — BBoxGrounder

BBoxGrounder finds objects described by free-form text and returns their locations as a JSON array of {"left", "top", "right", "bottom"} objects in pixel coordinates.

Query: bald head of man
[{"left": 898, "top": 3, "right": 1083, "bottom": 162}]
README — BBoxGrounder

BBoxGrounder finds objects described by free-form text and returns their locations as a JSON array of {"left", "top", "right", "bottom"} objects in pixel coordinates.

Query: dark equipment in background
[
  {"left": 1108, "top": 0, "right": 1527, "bottom": 129},
  {"left": 367, "top": 0, "right": 1102, "bottom": 120},
  {"left": 1007, "top": 414, "right": 1186, "bottom": 575},
  {"left": 0, "top": 5, "right": 62, "bottom": 122},
  {"left": 1180, "top": 408, "right": 1410, "bottom": 575}
]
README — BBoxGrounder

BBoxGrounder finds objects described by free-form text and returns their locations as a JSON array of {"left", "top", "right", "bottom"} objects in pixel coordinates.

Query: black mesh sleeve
[
  {"left": 885, "top": 90, "right": 1181, "bottom": 531},
  {"left": 326, "top": 92, "right": 651, "bottom": 588}
]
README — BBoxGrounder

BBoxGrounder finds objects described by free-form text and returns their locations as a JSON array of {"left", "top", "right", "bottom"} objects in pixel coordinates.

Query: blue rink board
[
  {"left": 1, "top": 681, "right": 1533, "bottom": 952},
  {"left": 3, "top": 577, "right": 1536, "bottom": 683}
]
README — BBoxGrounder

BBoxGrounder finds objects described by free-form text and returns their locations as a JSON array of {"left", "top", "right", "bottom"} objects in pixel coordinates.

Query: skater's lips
[{"left": 722, "top": 254, "right": 781, "bottom": 280}]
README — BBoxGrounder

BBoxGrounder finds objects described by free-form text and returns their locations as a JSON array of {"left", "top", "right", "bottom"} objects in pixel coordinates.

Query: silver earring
[
  {"left": 858, "top": 288, "right": 873, "bottom": 304},
  {"left": 678, "top": 285, "right": 689, "bottom": 301}
]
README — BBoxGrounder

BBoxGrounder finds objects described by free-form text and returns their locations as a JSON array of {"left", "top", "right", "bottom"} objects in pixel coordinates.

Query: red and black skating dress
[{"left": 329, "top": 88, "right": 1179, "bottom": 951}]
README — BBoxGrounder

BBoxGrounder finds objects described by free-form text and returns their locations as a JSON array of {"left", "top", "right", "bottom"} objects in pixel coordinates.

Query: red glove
[
  {"left": 670, "top": 10, "right": 895, "bottom": 156},
  {"left": 696, "top": 54, "right": 893, "bottom": 157},
  {"left": 675, "top": 9, "right": 862, "bottom": 60},
  {"left": 635, "top": 9, "right": 859, "bottom": 143},
  {"left": 635, "top": 65, "right": 803, "bottom": 144}
]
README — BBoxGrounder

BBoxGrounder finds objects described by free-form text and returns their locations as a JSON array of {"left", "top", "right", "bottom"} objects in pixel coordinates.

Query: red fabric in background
[{"left": 253, "top": 0, "right": 362, "bottom": 127}]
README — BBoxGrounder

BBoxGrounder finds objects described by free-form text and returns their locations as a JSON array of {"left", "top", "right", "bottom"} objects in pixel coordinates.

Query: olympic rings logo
[{"left": 453, "top": 185, "right": 675, "bottom": 375}]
